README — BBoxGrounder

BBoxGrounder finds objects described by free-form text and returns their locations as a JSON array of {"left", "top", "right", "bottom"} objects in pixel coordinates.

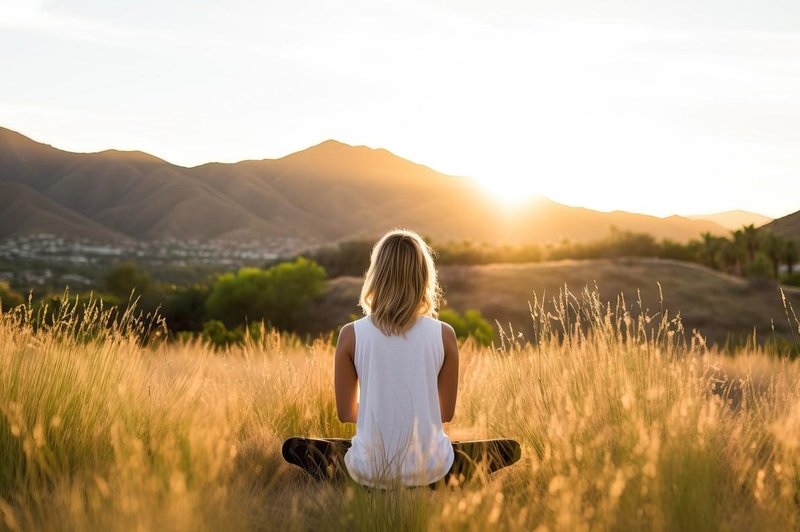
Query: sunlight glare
[{"left": 473, "top": 174, "right": 540, "bottom": 208}]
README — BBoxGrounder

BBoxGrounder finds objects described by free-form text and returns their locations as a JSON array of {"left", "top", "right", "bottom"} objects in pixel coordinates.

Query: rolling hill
[
  {"left": 305, "top": 258, "right": 800, "bottom": 345},
  {"left": 0, "top": 126, "right": 728, "bottom": 245},
  {"left": 761, "top": 209, "right": 800, "bottom": 243},
  {"left": 687, "top": 209, "right": 772, "bottom": 230}
]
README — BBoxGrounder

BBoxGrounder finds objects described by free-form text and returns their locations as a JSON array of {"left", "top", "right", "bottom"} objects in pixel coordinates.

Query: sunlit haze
[{"left": 2, "top": 0, "right": 799, "bottom": 218}]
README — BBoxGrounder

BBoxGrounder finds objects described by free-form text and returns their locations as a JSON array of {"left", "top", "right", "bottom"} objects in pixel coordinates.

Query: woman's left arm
[{"left": 334, "top": 323, "right": 358, "bottom": 423}]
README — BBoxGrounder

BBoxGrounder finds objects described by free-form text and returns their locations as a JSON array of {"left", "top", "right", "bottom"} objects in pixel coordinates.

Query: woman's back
[{"left": 344, "top": 315, "right": 454, "bottom": 488}]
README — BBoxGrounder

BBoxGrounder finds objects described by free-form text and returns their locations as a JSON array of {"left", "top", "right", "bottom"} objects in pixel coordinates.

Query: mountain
[
  {"left": 761, "top": 209, "right": 800, "bottom": 243},
  {"left": 686, "top": 209, "right": 772, "bottom": 230},
  {"left": 0, "top": 126, "right": 728, "bottom": 245}
]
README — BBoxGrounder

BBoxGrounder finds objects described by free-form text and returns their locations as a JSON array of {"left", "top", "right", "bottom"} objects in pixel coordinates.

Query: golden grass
[{"left": 1, "top": 287, "right": 800, "bottom": 531}]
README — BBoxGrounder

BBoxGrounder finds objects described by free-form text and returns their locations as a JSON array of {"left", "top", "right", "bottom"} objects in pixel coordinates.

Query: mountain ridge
[
  {"left": 761, "top": 210, "right": 800, "bottom": 243},
  {"left": 0, "top": 126, "right": 730, "bottom": 245},
  {"left": 686, "top": 209, "right": 773, "bottom": 230}
]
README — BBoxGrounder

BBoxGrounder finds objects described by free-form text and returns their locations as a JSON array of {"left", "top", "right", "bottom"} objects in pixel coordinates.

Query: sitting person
[{"left": 283, "top": 228, "right": 520, "bottom": 488}]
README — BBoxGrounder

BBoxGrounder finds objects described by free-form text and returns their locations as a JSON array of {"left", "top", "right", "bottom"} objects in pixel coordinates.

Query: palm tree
[
  {"left": 741, "top": 224, "right": 761, "bottom": 265},
  {"left": 719, "top": 238, "right": 745, "bottom": 275},
  {"left": 699, "top": 232, "right": 720, "bottom": 269},
  {"left": 762, "top": 232, "right": 786, "bottom": 278}
]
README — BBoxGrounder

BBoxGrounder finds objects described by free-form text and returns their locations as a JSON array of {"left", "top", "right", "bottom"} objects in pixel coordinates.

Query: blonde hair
[{"left": 359, "top": 228, "right": 442, "bottom": 336}]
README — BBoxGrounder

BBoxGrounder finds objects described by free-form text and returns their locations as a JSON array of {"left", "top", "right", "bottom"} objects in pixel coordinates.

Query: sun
[{"left": 471, "top": 175, "right": 541, "bottom": 208}]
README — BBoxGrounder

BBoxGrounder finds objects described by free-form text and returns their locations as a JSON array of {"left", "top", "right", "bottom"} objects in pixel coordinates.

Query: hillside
[
  {"left": 687, "top": 209, "right": 772, "bottom": 230},
  {"left": 761, "top": 209, "right": 800, "bottom": 243},
  {"left": 0, "top": 126, "right": 728, "bottom": 244},
  {"left": 305, "top": 258, "right": 800, "bottom": 345}
]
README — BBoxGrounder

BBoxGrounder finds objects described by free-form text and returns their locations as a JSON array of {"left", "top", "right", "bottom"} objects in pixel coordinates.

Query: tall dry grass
[{"left": 1, "top": 286, "right": 800, "bottom": 531}]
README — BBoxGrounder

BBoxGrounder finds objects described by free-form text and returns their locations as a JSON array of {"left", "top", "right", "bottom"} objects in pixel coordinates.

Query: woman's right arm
[
  {"left": 438, "top": 323, "right": 459, "bottom": 423},
  {"left": 334, "top": 323, "right": 358, "bottom": 424}
]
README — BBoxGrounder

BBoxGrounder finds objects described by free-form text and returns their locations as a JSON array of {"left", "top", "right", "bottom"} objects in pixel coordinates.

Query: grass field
[{"left": 2, "top": 286, "right": 800, "bottom": 531}]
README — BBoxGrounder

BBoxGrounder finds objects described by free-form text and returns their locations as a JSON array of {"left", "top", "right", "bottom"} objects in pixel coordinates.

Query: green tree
[
  {"left": 746, "top": 252, "right": 772, "bottom": 279},
  {"left": 762, "top": 232, "right": 786, "bottom": 279},
  {"left": 278, "top": 239, "right": 373, "bottom": 278},
  {"left": 104, "top": 261, "right": 152, "bottom": 301},
  {"left": 205, "top": 257, "right": 326, "bottom": 331},
  {"left": 698, "top": 232, "right": 722, "bottom": 269},
  {"left": 740, "top": 224, "right": 761, "bottom": 266},
  {"left": 162, "top": 283, "right": 211, "bottom": 332}
]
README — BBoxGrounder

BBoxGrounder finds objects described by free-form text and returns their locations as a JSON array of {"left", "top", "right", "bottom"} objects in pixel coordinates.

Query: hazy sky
[{"left": 2, "top": 0, "right": 799, "bottom": 218}]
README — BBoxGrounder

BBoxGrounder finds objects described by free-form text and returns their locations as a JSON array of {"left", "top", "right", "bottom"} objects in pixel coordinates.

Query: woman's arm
[
  {"left": 334, "top": 323, "right": 358, "bottom": 424},
  {"left": 438, "top": 322, "right": 459, "bottom": 423}
]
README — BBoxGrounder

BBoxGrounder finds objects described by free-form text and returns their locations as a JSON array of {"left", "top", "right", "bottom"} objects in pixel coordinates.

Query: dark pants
[{"left": 281, "top": 437, "right": 521, "bottom": 488}]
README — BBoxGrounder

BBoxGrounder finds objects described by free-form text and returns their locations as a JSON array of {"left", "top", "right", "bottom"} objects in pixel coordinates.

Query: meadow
[{"left": 2, "top": 286, "right": 800, "bottom": 531}]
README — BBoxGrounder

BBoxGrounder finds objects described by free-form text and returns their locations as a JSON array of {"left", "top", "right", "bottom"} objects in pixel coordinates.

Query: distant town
[{"left": 0, "top": 233, "right": 317, "bottom": 293}]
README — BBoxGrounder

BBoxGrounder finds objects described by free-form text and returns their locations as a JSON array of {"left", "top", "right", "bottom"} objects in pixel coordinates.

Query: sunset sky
[{"left": 2, "top": 0, "right": 799, "bottom": 219}]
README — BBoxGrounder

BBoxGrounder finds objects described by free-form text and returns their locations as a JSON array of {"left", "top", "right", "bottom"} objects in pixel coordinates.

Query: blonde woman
[{"left": 283, "top": 229, "right": 520, "bottom": 488}]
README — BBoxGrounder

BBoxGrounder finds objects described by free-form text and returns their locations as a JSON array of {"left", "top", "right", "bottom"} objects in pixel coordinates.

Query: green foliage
[
  {"left": 205, "top": 257, "right": 326, "bottom": 331},
  {"left": 0, "top": 281, "right": 24, "bottom": 309},
  {"left": 201, "top": 319, "right": 244, "bottom": 347},
  {"left": 162, "top": 283, "right": 212, "bottom": 332},
  {"left": 103, "top": 261, "right": 152, "bottom": 300},
  {"left": 549, "top": 226, "right": 661, "bottom": 260},
  {"left": 275, "top": 240, "right": 373, "bottom": 278},
  {"left": 438, "top": 308, "right": 494, "bottom": 346},
  {"left": 660, "top": 238, "right": 699, "bottom": 262},
  {"left": 189, "top": 319, "right": 271, "bottom": 348},
  {"left": 782, "top": 272, "right": 800, "bottom": 287},
  {"left": 745, "top": 252, "right": 772, "bottom": 278}
]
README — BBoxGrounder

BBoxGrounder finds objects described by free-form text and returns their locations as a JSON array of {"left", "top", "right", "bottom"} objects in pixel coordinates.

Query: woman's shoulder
[
  {"left": 422, "top": 315, "right": 454, "bottom": 334},
  {"left": 348, "top": 316, "right": 373, "bottom": 335}
]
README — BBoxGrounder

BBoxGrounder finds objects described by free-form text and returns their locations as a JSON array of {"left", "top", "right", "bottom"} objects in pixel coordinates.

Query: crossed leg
[
  {"left": 282, "top": 437, "right": 352, "bottom": 480},
  {"left": 282, "top": 437, "right": 521, "bottom": 486}
]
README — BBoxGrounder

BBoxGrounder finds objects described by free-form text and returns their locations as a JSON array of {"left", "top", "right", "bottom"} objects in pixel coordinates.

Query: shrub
[
  {"left": 438, "top": 308, "right": 494, "bottom": 346},
  {"left": 205, "top": 257, "right": 326, "bottom": 331},
  {"left": 0, "top": 281, "right": 24, "bottom": 310}
]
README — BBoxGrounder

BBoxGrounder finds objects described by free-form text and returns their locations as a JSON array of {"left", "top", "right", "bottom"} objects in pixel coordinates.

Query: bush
[
  {"left": 162, "top": 283, "right": 212, "bottom": 332},
  {"left": 0, "top": 281, "right": 24, "bottom": 310},
  {"left": 205, "top": 257, "right": 326, "bottom": 331},
  {"left": 746, "top": 252, "right": 772, "bottom": 278},
  {"left": 104, "top": 261, "right": 152, "bottom": 300},
  {"left": 782, "top": 272, "right": 800, "bottom": 287},
  {"left": 438, "top": 308, "right": 494, "bottom": 346},
  {"left": 201, "top": 319, "right": 243, "bottom": 347}
]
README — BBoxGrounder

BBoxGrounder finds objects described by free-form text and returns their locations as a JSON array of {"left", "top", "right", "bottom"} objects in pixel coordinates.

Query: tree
[
  {"left": 205, "top": 257, "right": 326, "bottom": 331},
  {"left": 762, "top": 232, "right": 786, "bottom": 278},
  {"left": 746, "top": 252, "right": 772, "bottom": 279},
  {"left": 162, "top": 283, "right": 211, "bottom": 332},
  {"left": 718, "top": 238, "right": 744, "bottom": 275},
  {"left": 740, "top": 224, "right": 761, "bottom": 266},
  {"left": 698, "top": 232, "right": 722, "bottom": 269},
  {"left": 104, "top": 261, "right": 152, "bottom": 301}
]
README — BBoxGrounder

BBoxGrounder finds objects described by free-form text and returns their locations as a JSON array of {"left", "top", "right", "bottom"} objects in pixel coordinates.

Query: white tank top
[{"left": 344, "top": 315, "right": 455, "bottom": 488}]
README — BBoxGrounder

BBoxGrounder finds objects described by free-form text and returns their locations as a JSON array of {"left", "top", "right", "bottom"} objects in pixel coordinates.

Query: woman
[{"left": 283, "top": 229, "right": 520, "bottom": 488}]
